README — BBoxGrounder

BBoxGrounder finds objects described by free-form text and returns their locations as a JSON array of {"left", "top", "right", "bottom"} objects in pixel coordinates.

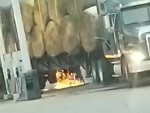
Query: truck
[
  {"left": 96, "top": 0, "right": 150, "bottom": 86},
  {"left": 1, "top": 0, "right": 150, "bottom": 99}
]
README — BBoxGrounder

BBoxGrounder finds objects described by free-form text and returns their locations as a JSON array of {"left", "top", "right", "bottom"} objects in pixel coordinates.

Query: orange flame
[{"left": 54, "top": 70, "right": 84, "bottom": 89}]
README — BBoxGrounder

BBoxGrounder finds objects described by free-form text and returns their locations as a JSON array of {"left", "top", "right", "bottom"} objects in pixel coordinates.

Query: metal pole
[{"left": 11, "top": 0, "right": 32, "bottom": 73}]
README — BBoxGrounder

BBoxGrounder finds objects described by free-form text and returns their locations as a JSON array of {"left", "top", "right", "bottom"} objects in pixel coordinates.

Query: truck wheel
[
  {"left": 91, "top": 60, "right": 101, "bottom": 83},
  {"left": 121, "top": 55, "right": 138, "bottom": 87},
  {"left": 38, "top": 71, "right": 47, "bottom": 89},
  {"left": 39, "top": 75, "right": 47, "bottom": 89},
  {"left": 128, "top": 74, "right": 139, "bottom": 87},
  {"left": 101, "top": 58, "right": 113, "bottom": 84}
]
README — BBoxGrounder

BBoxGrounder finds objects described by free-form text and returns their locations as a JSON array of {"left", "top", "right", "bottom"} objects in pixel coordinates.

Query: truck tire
[
  {"left": 101, "top": 58, "right": 113, "bottom": 84},
  {"left": 121, "top": 55, "right": 138, "bottom": 87},
  {"left": 91, "top": 60, "right": 101, "bottom": 83},
  {"left": 39, "top": 75, "right": 47, "bottom": 89},
  {"left": 47, "top": 70, "right": 57, "bottom": 84},
  {"left": 38, "top": 71, "right": 47, "bottom": 89},
  {"left": 128, "top": 74, "right": 139, "bottom": 87}
]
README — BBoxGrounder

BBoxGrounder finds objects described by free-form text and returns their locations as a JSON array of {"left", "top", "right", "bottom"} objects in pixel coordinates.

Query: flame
[{"left": 54, "top": 70, "right": 84, "bottom": 89}]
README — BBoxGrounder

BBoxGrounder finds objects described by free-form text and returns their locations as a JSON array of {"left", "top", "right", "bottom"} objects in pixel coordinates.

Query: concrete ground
[{"left": 1, "top": 83, "right": 150, "bottom": 113}]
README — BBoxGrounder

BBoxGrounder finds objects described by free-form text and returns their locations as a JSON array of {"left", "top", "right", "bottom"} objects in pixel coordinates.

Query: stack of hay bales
[
  {"left": 60, "top": 0, "right": 98, "bottom": 53},
  {"left": 22, "top": 0, "right": 48, "bottom": 58},
  {"left": 2, "top": 0, "right": 99, "bottom": 58}
]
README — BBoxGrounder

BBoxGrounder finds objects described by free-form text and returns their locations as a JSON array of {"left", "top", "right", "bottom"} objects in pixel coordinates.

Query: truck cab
[
  {"left": 97, "top": 0, "right": 150, "bottom": 85},
  {"left": 120, "top": 2, "right": 150, "bottom": 72}
]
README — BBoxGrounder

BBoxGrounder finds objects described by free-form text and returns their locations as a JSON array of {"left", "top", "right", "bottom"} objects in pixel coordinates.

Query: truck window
[{"left": 122, "top": 7, "right": 150, "bottom": 25}]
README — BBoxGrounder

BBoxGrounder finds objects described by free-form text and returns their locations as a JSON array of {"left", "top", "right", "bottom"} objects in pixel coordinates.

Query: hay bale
[
  {"left": 22, "top": 0, "right": 34, "bottom": 6},
  {"left": 34, "top": 0, "right": 48, "bottom": 31},
  {"left": 79, "top": 12, "right": 97, "bottom": 52},
  {"left": 64, "top": 0, "right": 97, "bottom": 19},
  {"left": 47, "top": 0, "right": 64, "bottom": 25},
  {"left": 26, "top": 33, "right": 34, "bottom": 58},
  {"left": 60, "top": 16, "right": 80, "bottom": 54},
  {"left": 21, "top": 2, "right": 34, "bottom": 33},
  {"left": 65, "top": 0, "right": 84, "bottom": 19},
  {"left": 46, "top": 0, "right": 97, "bottom": 22},
  {"left": 30, "top": 26, "right": 45, "bottom": 58},
  {"left": 44, "top": 21, "right": 64, "bottom": 56}
]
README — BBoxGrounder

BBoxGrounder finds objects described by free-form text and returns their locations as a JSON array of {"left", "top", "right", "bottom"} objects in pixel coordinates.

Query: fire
[{"left": 54, "top": 70, "right": 84, "bottom": 89}]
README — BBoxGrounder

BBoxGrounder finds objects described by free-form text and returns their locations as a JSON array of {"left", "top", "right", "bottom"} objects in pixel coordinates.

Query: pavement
[
  {"left": 0, "top": 82, "right": 127, "bottom": 102},
  {"left": 42, "top": 82, "right": 129, "bottom": 96},
  {"left": 1, "top": 82, "right": 150, "bottom": 113}
]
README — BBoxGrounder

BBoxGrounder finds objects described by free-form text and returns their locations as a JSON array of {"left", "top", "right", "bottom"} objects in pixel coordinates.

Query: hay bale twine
[
  {"left": 44, "top": 21, "right": 64, "bottom": 57},
  {"left": 34, "top": 0, "right": 48, "bottom": 31},
  {"left": 21, "top": 2, "right": 34, "bottom": 33},
  {"left": 30, "top": 26, "right": 45, "bottom": 58},
  {"left": 60, "top": 16, "right": 80, "bottom": 54},
  {"left": 79, "top": 12, "right": 97, "bottom": 53}
]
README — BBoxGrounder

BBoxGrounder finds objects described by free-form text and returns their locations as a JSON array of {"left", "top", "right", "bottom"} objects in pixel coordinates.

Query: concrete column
[{"left": 11, "top": 0, "right": 32, "bottom": 73}]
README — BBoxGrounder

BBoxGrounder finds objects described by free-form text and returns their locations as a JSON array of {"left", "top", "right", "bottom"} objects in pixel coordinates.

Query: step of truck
[{"left": 112, "top": 74, "right": 121, "bottom": 77}]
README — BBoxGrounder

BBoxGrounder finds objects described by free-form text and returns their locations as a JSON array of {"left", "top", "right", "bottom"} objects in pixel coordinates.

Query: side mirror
[
  {"left": 97, "top": 0, "right": 122, "bottom": 15},
  {"left": 96, "top": 0, "right": 107, "bottom": 16}
]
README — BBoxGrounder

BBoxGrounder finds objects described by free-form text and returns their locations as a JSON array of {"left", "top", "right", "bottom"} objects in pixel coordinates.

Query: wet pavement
[{"left": 1, "top": 84, "right": 150, "bottom": 113}]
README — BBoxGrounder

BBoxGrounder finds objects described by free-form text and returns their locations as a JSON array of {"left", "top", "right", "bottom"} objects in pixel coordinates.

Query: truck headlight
[{"left": 130, "top": 51, "right": 145, "bottom": 63}]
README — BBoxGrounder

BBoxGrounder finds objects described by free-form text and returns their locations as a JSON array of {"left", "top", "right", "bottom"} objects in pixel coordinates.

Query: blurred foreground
[{"left": 1, "top": 83, "right": 150, "bottom": 113}]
